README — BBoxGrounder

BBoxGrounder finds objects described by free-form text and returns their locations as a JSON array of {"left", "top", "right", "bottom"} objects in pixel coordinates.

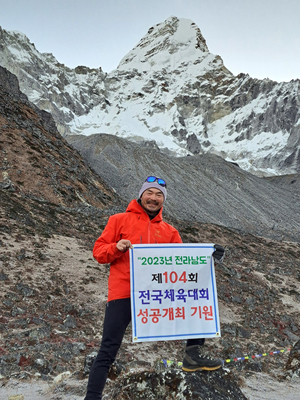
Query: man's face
[{"left": 140, "top": 188, "right": 164, "bottom": 214}]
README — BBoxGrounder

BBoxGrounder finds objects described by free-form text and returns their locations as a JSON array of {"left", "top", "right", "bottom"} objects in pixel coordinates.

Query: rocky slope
[
  {"left": 1, "top": 67, "right": 300, "bottom": 399},
  {"left": 1, "top": 17, "right": 300, "bottom": 176},
  {"left": 0, "top": 65, "right": 123, "bottom": 210},
  {"left": 67, "top": 133, "right": 300, "bottom": 243},
  {"left": 1, "top": 210, "right": 300, "bottom": 399}
]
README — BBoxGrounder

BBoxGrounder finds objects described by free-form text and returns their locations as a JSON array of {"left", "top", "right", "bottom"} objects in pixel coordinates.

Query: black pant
[{"left": 84, "top": 298, "right": 205, "bottom": 400}]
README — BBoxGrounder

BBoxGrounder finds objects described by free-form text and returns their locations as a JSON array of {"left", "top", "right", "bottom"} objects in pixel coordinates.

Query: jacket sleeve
[
  {"left": 93, "top": 216, "right": 124, "bottom": 264},
  {"left": 171, "top": 228, "right": 183, "bottom": 243}
]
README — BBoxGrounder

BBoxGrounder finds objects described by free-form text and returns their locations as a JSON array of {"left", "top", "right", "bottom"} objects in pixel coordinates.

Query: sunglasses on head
[{"left": 146, "top": 176, "right": 167, "bottom": 188}]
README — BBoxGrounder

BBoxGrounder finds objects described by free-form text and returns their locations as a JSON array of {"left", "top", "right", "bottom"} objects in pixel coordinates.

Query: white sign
[{"left": 129, "top": 243, "right": 221, "bottom": 342}]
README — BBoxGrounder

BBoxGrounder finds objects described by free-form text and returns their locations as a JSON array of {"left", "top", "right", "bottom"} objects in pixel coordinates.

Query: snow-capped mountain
[{"left": 1, "top": 16, "right": 299, "bottom": 176}]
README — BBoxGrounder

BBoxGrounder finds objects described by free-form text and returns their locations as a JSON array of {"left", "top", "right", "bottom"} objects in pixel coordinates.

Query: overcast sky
[{"left": 1, "top": 0, "right": 299, "bottom": 82}]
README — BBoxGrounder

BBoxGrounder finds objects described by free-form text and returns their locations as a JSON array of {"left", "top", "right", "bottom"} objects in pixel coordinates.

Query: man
[{"left": 84, "top": 176, "right": 224, "bottom": 400}]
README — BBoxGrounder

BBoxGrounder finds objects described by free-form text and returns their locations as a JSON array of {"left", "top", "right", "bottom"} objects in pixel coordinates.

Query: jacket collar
[{"left": 126, "top": 199, "right": 163, "bottom": 222}]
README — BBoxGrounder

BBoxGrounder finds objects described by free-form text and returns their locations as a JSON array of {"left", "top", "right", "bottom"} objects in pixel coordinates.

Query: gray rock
[
  {"left": 84, "top": 352, "right": 98, "bottom": 375},
  {"left": 110, "top": 368, "right": 248, "bottom": 400},
  {"left": 27, "top": 325, "right": 51, "bottom": 340},
  {"left": 15, "top": 283, "right": 35, "bottom": 297},
  {"left": 0, "top": 272, "right": 8, "bottom": 280},
  {"left": 63, "top": 315, "right": 77, "bottom": 329},
  {"left": 34, "top": 357, "right": 52, "bottom": 375}
]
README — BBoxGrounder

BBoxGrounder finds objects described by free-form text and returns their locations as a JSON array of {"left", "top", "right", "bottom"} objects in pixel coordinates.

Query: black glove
[{"left": 212, "top": 244, "right": 225, "bottom": 262}]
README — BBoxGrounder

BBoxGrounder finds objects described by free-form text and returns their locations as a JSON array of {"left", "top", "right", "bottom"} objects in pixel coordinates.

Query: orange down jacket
[{"left": 93, "top": 199, "right": 182, "bottom": 301}]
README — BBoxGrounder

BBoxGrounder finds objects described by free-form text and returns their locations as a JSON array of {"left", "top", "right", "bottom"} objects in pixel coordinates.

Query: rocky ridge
[
  {"left": 0, "top": 66, "right": 123, "bottom": 211},
  {"left": 67, "top": 133, "right": 300, "bottom": 243},
  {"left": 1, "top": 17, "right": 300, "bottom": 176},
  {"left": 1, "top": 67, "right": 300, "bottom": 399},
  {"left": 0, "top": 26, "right": 106, "bottom": 137}
]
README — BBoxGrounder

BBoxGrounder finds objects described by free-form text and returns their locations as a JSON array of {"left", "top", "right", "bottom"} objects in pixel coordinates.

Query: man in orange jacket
[{"left": 84, "top": 176, "right": 224, "bottom": 400}]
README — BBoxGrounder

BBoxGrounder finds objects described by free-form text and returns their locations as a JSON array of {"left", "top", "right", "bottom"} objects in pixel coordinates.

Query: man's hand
[
  {"left": 212, "top": 244, "right": 225, "bottom": 262},
  {"left": 116, "top": 239, "right": 133, "bottom": 252}
]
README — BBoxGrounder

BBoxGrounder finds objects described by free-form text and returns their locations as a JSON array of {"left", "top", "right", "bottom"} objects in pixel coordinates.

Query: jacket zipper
[{"left": 148, "top": 220, "right": 151, "bottom": 243}]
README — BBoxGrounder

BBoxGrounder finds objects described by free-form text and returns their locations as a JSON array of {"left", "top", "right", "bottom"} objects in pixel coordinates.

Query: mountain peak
[
  {"left": 117, "top": 16, "right": 209, "bottom": 72},
  {"left": 0, "top": 19, "right": 299, "bottom": 176}
]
